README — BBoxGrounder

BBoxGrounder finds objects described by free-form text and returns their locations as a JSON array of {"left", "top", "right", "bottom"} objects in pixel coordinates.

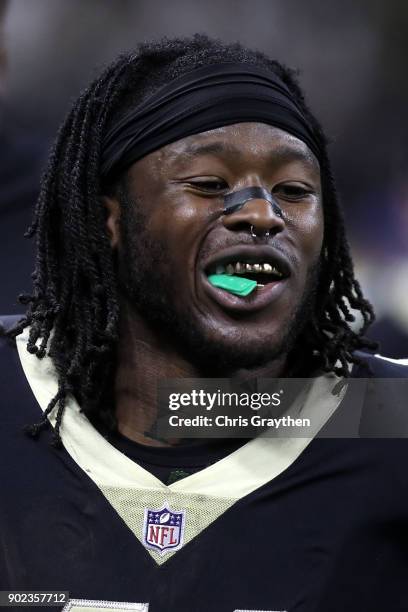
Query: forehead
[{"left": 151, "top": 122, "right": 320, "bottom": 171}]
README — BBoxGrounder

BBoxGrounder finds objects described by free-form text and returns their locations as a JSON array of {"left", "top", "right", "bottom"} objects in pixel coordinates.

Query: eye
[
  {"left": 186, "top": 179, "right": 229, "bottom": 194},
  {"left": 272, "top": 183, "right": 315, "bottom": 201}
]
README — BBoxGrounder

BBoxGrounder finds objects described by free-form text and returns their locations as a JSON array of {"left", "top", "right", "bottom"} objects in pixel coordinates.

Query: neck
[{"left": 114, "top": 302, "right": 287, "bottom": 447}]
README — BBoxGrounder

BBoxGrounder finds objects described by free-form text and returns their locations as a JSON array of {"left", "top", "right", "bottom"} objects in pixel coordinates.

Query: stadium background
[{"left": 1, "top": 0, "right": 407, "bottom": 357}]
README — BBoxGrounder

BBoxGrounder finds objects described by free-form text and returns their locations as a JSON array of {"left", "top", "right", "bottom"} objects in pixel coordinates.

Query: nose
[{"left": 222, "top": 197, "right": 285, "bottom": 237}]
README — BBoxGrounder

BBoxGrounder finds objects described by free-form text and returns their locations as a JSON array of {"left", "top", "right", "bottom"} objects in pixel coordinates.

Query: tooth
[
  {"left": 257, "top": 283, "right": 265, "bottom": 288},
  {"left": 235, "top": 262, "right": 243, "bottom": 273},
  {"left": 272, "top": 267, "right": 282, "bottom": 277},
  {"left": 216, "top": 265, "right": 225, "bottom": 274},
  {"left": 226, "top": 264, "right": 235, "bottom": 275},
  {"left": 253, "top": 264, "right": 261, "bottom": 272},
  {"left": 263, "top": 263, "right": 273, "bottom": 273},
  {"left": 245, "top": 263, "right": 253, "bottom": 272}
]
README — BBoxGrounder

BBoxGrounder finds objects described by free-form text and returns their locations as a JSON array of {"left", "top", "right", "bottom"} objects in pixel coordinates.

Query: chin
[{"left": 184, "top": 322, "right": 289, "bottom": 373}]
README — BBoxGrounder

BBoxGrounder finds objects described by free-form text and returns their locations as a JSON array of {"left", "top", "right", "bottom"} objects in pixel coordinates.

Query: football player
[{"left": 1, "top": 35, "right": 407, "bottom": 612}]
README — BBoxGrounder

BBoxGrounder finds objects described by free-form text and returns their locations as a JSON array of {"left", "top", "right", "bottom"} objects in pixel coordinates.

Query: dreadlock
[{"left": 5, "top": 34, "right": 376, "bottom": 445}]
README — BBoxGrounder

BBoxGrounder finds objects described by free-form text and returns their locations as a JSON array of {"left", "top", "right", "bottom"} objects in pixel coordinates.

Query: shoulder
[
  {"left": 0, "top": 313, "right": 22, "bottom": 345},
  {"left": 0, "top": 315, "right": 48, "bottom": 430},
  {"left": 351, "top": 350, "right": 408, "bottom": 378},
  {"left": 345, "top": 351, "right": 408, "bottom": 438},
  {"left": 0, "top": 314, "right": 25, "bottom": 361},
  {"left": 0, "top": 315, "right": 30, "bottom": 413},
  {"left": 0, "top": 314, "right": 24, "bottom": 335},
  {"left": 0, "top": 314, "right": 21, "bottom": 355}
]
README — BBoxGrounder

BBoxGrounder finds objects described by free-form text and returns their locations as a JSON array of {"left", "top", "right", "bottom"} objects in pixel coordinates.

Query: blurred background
[{"left": 1, "top": 0, "right": 407, "bottom": 356}]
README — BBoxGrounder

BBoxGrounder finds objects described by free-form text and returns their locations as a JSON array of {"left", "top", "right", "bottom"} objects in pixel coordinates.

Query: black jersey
[{"left": 1, "top": 322, "right": 408, "bottom": 612}]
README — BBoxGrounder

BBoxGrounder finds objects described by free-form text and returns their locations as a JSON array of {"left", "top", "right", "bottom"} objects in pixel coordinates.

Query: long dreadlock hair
[{"left": 6, "top": 34, "right": 376, "bottom": 445}]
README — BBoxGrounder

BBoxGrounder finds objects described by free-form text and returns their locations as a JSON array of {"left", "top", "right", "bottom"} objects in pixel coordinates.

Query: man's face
[{"left": 114, "top": 122, "right": 324, "bottom": 371}]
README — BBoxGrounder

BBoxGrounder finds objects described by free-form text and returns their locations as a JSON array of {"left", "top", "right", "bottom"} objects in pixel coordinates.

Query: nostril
[
  {"left": 227, "top": 221, "right": 250, "bottom": 232},
  {"left": 251, "top": 226, "right": 270, "bottom": 239}
]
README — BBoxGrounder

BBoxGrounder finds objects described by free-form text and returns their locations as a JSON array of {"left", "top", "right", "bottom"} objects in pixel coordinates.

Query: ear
[{"left": 103, "top": 196, "right": 121, "bottom": 249}]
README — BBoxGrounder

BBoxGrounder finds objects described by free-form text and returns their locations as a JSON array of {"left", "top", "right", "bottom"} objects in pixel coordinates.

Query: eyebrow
[
  {"left": 180, "top": 140, "right": 318, "bottom": 167},
  {"left": 181, "top": 142, "right": 229, "bottom": 157}
]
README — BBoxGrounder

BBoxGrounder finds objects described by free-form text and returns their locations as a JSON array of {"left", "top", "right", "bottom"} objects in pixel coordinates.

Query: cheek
[
  {"left": 148, "top": 195, "right": 217, "bottom": 278},
  {"left": 290, "top": 203, "right": 324, "bottom": 260},
  {"left": 304, "top": 211, "right": 324, "bottom": 258},
  {"left": 150, "top": 201, "right": 205, "bottom": 245},
  {"left": 150, "top": 185, "right": 219, "bottom": 239}
]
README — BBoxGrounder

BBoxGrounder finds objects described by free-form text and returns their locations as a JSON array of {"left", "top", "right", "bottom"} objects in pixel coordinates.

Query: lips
[{"left": 200, "top": 245, "right": 292, "bottom": 314}]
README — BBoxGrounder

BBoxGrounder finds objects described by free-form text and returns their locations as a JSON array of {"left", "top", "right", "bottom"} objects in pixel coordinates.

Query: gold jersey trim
[{"left": 16, "top": 329, "right": 346, "bottom": 498}]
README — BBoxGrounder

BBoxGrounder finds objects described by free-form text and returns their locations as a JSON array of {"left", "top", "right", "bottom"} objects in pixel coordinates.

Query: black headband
[{"left": 101, "top": 62, "right": 322, "bottom": 179}]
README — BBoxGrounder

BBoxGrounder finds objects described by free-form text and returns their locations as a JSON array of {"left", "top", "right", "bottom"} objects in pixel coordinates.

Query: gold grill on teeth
[{"left": 215, "top": 262, "right": 283, "bottom": 277}]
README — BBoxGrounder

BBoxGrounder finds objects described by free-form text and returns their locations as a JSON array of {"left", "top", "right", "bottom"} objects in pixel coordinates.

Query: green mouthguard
[{"left": 208, "top": 274, "right": 257, "bottom": 296}]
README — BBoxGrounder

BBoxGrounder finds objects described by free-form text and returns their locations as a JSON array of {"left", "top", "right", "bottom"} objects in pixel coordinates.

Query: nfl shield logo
[{"left": 143, "top": 502, "right": 186, "bottom": 556}]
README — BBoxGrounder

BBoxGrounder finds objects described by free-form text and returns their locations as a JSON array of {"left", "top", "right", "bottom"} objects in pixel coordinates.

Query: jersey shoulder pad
[
  {"left": 0, "top": 314, "right": 24, "bottom": 336},
  {"left": 352, "top": 350, "right": 408, "bottom": 378}
]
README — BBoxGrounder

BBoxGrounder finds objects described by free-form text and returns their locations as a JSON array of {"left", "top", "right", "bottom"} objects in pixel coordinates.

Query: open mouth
[
  {"left": 202, "top": 246, "right": 291, "bottom": 313},
  {"left": 206, "top": 260, "right": 286, "bottom": 289}
]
